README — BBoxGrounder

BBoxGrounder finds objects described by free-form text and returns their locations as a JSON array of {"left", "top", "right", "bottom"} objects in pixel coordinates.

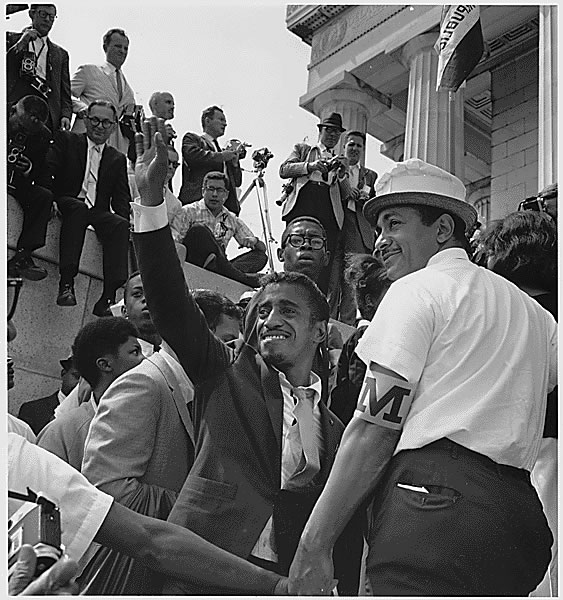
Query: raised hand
[{"left": 134, "top": 116, "right": 169, "bottom": 207}]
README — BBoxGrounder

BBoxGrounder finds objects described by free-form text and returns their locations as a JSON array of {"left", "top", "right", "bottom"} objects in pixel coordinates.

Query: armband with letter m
[{"left": 354, "top": 366, "right": 414, "bottom": 430}]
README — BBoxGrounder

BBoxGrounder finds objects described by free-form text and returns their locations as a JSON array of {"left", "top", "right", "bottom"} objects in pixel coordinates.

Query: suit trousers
[
  {"left": 182, "top": 224, "right": 266, "bottom": 287},
  {"left": 12, "top": 184, "right": 53, "bottom": 252},
  {"left": 327, "top": 207, "right": 371, "bottom": 325},
  {"left": 282, "top": 181, "right": 339, "bottom": 295},
  {"left": 57, "top": 196, "right": 129, "bottom": 289},
  {"left": 366, "top": 437, "right": 552, "bottom": 596}
]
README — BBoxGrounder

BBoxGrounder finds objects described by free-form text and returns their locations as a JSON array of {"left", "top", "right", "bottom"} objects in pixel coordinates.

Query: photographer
[
  {"left": 6, "top": 4, "right": 71, "bottom": 133},
  {"left": 279, "top": 113, "right": 349, "bottom": 294},
  {"left": 7, "top": 95, "right": 54, "bottom": 282}
]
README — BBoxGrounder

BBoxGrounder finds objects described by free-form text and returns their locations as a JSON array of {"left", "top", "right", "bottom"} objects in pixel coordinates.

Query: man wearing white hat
[{"left": 289, "top": 158, "right": 558, "bottom": 596}]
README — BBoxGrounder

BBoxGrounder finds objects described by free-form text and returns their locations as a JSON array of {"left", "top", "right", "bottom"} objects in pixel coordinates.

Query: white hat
[{"left": 363, "top": 158, "right": 478, "bottom": 231}]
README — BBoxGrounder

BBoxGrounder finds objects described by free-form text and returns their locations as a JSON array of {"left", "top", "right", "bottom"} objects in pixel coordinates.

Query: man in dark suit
[
  {"left": 43, "top": 100, "right": 131, "bottom": 316},
  {"left": 131, "top": 118, "right": 362, "bottom": 595},
  {"left": 328, "top": 130, "right": 378, "bottom": 324},
  {"left": 6, "top": 4, "right": 72, "bottom": 133},
  {"left": 179, "top": 105, "right": 244, "bottom": 214},
  {"left": 18, "top": 355, "right": 80, "bottom": 435}
]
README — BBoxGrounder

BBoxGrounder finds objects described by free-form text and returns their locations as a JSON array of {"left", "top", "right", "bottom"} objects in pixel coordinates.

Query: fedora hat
[
  {"left": 317, "top": 112, "right": 345, "bottom": 133},
  {"left": 363, "top": 158, "right": 478, "bottom": 232},
  {"left": 59, "top": 355, "right": 74, "bottom": 371}
]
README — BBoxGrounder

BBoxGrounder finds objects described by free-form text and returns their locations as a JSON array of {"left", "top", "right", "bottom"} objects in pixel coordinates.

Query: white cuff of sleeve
[{"left": 131, "top": 199, "right": 168, "bottom": 233}]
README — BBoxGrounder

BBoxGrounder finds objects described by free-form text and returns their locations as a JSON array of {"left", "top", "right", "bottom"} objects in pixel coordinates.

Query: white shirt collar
[
  {"left": 278, "top": 370, "right": 322, "bottom": 409},
  {"left": 426, "top": 247, "right": 469, "bottom": 267},
  {"left": 57, "top": 389, "right": 66, "bottom": 405},
  {"left": 202, "top": 132, "right": 218, "bottom": 146}
]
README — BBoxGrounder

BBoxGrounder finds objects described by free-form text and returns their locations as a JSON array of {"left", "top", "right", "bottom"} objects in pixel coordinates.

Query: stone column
[
  {"left": 538, "top": 5, "right": 557, "bottom": 190},
  {"left": 313, "top": 87, "right": 381, "bottom": 158},
  {"left": 401, "top": 33, "right": 465, "bottom": 178}
]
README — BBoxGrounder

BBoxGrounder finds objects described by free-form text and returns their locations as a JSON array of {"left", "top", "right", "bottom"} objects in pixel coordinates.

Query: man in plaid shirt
[{"left": 179, "top": 171, "right": 267, "bottom": 287}]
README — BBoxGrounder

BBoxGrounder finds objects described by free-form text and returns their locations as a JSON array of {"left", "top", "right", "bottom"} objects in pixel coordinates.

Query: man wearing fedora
[
  {"left": 289, "top": 158, "right": 558, "bottom": 596},
  {"left": 279, "top": 113, "right": 348, "bottom": 294}
]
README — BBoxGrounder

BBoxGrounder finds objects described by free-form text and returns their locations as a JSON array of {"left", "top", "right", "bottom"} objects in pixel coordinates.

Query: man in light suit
[
  {"left": 279, "top": 113, "right": 349, "bottom": 294},
  {"left": 43, "top": 100, "right": 131, "bottom": 316},
  {"left": 6, "top": 3, "right": 72, "bottom": 133},
  {"left": 179, "top": 105, "right": 244, "bottom": 214},
  {"left": 328, "top": 131, "right": 378, "bottom": 324},
  {"left": 80, "top": 272, "right": 196, "bottom": 594},
  {"left": 131, "top": 118, "right": 362, "bottom": 596},
  {"left": 70, "top": 28, "right": 135, "bottom": 154}
]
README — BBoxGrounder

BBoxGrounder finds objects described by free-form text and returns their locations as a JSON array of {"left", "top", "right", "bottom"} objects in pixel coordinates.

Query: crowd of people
[{"left": 7, "top": 4, "right": 559, "bottom": 597}]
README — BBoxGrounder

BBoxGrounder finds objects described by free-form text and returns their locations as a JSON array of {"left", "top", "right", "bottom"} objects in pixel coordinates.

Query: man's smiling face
[
  {"left": 256, "top": 283, "right": 322, "bottom": 371},
  {"left": 375, "top": 206, "right": 439, "bottom": 281}
]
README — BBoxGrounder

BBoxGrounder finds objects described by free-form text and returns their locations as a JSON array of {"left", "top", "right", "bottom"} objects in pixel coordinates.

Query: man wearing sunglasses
[
  {"left": 42, "top": 99, "right": 131, "bottom": 316},
  {"left": 7, "top": 4, "right": 71, "bottom": 134}
]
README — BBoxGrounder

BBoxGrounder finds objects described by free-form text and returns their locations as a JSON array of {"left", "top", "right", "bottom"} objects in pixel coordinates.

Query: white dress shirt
[
  {"left": 29, "top": 35, "right": 48, "bottom": 79},
  {"left": 355, "top": 248, "right": 558, "bottom": 471}
]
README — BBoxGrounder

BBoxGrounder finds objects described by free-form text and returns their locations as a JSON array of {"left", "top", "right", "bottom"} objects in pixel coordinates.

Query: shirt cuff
[{"left": 131, "top": 199, "right": 168, "bottom": 233}]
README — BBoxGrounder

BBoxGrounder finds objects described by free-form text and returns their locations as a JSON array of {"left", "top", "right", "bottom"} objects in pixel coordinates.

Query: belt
[{"left": 428, "top": 438, "right": 530, "bottom": 483}]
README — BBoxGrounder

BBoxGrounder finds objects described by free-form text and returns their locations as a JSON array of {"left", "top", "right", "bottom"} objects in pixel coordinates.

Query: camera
[
  {"left": 20, "top": 51, "right": 36, "bottom": 77},
  {"left": 7, "top": 132, "right": 29, "bottom": 192},
  {"left": 252, "top": 147, "right": 274, "bottom": 170},
  {"left": 276, "top": 181, "right": 294, "bottom": 206},
  {"left": 8, "top": 491, "right": 63, "bottom": 580},
  {"left": 20, "top": 51, "right": 52, "bottom": 99}
]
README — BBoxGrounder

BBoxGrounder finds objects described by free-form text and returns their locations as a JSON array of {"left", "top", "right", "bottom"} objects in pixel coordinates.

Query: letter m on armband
[{"left": 354, "top": 369, "right": 414, "bottom": 430}]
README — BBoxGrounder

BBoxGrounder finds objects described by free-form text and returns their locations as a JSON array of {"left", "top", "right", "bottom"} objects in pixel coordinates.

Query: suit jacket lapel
[
  {"left": 149, "top": 353, "right": 195, "bottom": 446},
  {"left": 257, "top": 353, "right": 283, "bottom": 451}
]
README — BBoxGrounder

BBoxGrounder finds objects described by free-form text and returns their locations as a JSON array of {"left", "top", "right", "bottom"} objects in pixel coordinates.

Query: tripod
[{"left": 239, "top": 166, "right": 276, "bottom": 272}]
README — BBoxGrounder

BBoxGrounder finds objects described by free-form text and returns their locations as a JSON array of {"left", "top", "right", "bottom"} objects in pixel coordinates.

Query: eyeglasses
[
  {"left": 34, "top": 9, "right": 57, "bottom": 21},
  {"left": 168, "top": 161, "right": 180, "bottom": 168},
  {"left": 284, "top": 234, "right": 326, "bottom": 250},
  {"left": 86, "top": 116, "right": 116, "bottom": 129},
  {"left": 204, "top": 186, "right": 228, "bottom": 195}
]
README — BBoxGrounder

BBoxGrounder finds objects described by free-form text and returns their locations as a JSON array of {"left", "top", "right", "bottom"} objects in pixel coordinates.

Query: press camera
[
  {"left": 7, "top": 131, "right": 29, "bottom": 192},
  {"left": 20, "top": 51, "right": 52, "bottom": 99},
  {"left": 8, "top": 489, "right": 63, "bottom": 580},
  {"left": 252, "top": 147, "right": 274, "bottom": 171}
]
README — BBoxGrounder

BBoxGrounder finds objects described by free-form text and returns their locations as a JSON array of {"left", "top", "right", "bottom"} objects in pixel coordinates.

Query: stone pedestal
[
  {"left": 538, "top": 5, "right": 557, "bottom": 190},
  {"left": 402, "top": 33, "right": 465, "bottom": 178}
]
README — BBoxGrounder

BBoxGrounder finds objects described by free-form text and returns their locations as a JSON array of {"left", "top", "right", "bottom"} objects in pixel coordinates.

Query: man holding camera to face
[
  {"left": 7, "top": 95, "right": 54, "bottom": 282},
  {"left": 7, "top": 4, "right": 71, "bottom": 133},
  {"left": 279, "top": 113, "right": 349, "bottom": 294}
]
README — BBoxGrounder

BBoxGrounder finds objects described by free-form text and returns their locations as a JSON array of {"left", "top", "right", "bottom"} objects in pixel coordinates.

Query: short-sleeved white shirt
[
  {"left": 355, "top": 248, "right": 558, "bottom": 471},
  {"left": 8, "top": 433, "right": 113, "bottom": 561}
]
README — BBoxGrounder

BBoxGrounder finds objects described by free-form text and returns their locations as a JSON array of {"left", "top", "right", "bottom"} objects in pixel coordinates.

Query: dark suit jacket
[
  {"left": 134, "top": 224, "right": 363, "bottom": 594},
  {"left": 7, "top": 31, "right": 72, "bottom": 130},
  {"left": 42, "top": 131, "right": 131, "bottom": 219},
  {"left": 179, "top": 132, "right": 242, "bottom": 214},
  {"left": 7, "top": 120, "right": 52, "bottom": 193},
  {"left": 18, "top": 391, "right": 59, "bottom": 436}
]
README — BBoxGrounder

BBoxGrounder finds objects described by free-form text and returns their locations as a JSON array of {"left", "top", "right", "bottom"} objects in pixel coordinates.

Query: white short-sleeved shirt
[
  {"left": 355, "top": 248, "right": 558, "bottom": 471},
  {"left": 8, "top": 433, "right": 113, "bottom": 561}
]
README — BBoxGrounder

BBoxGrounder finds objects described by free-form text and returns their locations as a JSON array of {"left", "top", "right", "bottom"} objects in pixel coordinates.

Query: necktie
[
  {"left": 348, "top": 164, "right": 360, "bottom": 212},
  {"left": 213, "top": 139, "right": 229, "bottom": 178},
  {"left": 85, "top": 145, "right": 102, "bottom": 209},
  {"left": 284, "top": 387, "right": 321, "bottom": 489},
  {"left": 115, "top": 69, "right": 123, "bottom": 102}
]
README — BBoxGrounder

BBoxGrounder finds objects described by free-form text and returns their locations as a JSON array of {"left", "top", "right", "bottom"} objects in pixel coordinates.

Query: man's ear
[
  {"left": 321, "top": 249, "right": 330, "bottom": 268},
  {"left": 276, "top": 247, "right": 284, "bottom": 262},
  {"left": 121, "top": 304, "right": 127, "bottom": 318},
  {"left": 436, "top": 214, "right": 455, "bottom": 244},
  {"left": 95, "top": 356, "right": 112, "bottom": 376}
]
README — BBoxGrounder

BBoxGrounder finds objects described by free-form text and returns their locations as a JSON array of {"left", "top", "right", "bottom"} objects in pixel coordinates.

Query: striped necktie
[
  {"left": 115, "top": 69, "right": 123, "bottom": 102},
  {"left": 85, "top": 145, "right": 102, "bottom": 209}
]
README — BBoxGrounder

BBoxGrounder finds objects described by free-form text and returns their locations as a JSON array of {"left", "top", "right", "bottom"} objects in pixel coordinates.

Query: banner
[{"left": 435, "top": 5, "right": 484, "bottom": 92}]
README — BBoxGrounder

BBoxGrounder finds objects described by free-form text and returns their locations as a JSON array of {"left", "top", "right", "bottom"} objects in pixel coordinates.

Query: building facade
[{"left": 286, "top": 4, "right": 557, "bottom": 223}]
